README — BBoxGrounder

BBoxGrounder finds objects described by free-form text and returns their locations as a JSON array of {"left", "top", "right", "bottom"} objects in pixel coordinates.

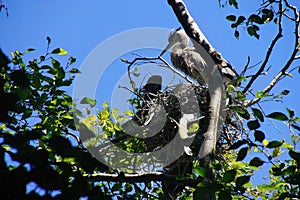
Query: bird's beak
[{"left": 159, "top": 40, "right": 175, "bottom": 57}]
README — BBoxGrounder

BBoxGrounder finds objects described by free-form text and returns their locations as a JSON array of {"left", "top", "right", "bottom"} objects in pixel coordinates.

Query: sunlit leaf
[
  {"left": 272, "top": 147, "right": 281, "bottom": 158},
  {"left": 282, "top": 142, "right": 293, "bottom": 150},
  {"left": 255, "top": 90, "right": 268, "bottom": 98},
  {"left": 80, "top": 97, "right": 97, "bottom": 107},
  {"left": 51, "top": 48, "right": 68, "bottom": 55},
  {"left": 112, "top": 108, "right": 118, "bottom": 120},
  {"left": 25, "top": 48, "right": 35, "bottom": 53},
  {"left": 194, "top": 166, "right": 206, "bottom": 178},
  {"left": 122, "top": 110, "right": 134, "bottom": 117}
]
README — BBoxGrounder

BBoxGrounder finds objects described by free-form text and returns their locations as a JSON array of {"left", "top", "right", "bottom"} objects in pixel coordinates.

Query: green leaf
[
  {"left": 218, "top": 191, "right": 232, "bottom": 200},
  {"left": 278, "top": 193, "right": 289, "bottom": 200},
  {"left": 252, "top": 108, "right": 264, "bottom": 122},
  {"left": 286, "top": 108, "right": 294, "bottom": 118},
  {"left": 255, "top": 90, "right": 269, "bottom": 98},
  {"left": 291, "top": 123, "right": 300, "bottom": 132},
  {"left": 236, "top": 147, "right": 248, "bottom": 161},
  {"left": 80, "top": 97, "right": 97, "bottom": 107},
  {"left": 289, "top": 150, "right": 300, "bottom": 162},
  {"left": 68, "top": 68, "right": 81, "bottom": 74},
  {"left": 194, "top": 166, "right": 206, "bottom": 178},
  {"left": 51, "top": 48, "right": 68, "bottom": 55},
  {"left": 236, "top": 175, "right": 251, "bottom": 187},
  {"left": 226, "top": 15, "right": 236, "bottom": 21},
  {"left": 229, "top": 139, "right": 248, "bottom": 150},
  {"left": 46, "top": 36, "right": 51, "bottom": 45},
  {"left": 68, "top": 56, "right": 77, "bottom": 65},
  {"left": 236, "top": 16, "right": 246, "bottom": 25},
  {"left": 254, "top": 130, "right": 265, "bottom": 143},
  {"left": 229, "top": 0, "right": 238, "bottom": 9},
  {"left": 120, "top": 58, "right": 129, "bottom": 63},
  {"left": 262, "top": 9, "right": 274, "bottom": 23},
  {"left": 266, "top": 112, "right": 288, "bottom": 121},
  {"left": 193, "top": 188, "right": 205, "bottom": 200},
  {"left": 122, "top": 110, "right": 134, "bottom": 117},
  {"left": 22, "top": 109, "right": 33, "bottom": 120},
  {"left": 281, "top": 89, "right": 290, "bottom": 95},
  {"left": 247, "top": 119, "right": 260, "bottom": 130},
  {"left": 249, "top": 157, "right": 265, "bottom": 167},
  {"left": 249, "top": 14, "right": 264, "bottom": 24},
  {"left": 25, "top": 48, "right": 35, "bottom": 53},
  {"left": 230, "top": 106, "right": 250, "bottom": 120},
  {"left": 266, "top": 140, "right": 283, "bottom": 148},
  {"left": 247, "top": 25, "right": 260, "bottom": 39},
  {"left": 283, "top": 165, "right": 296, "bottom": 176},
  {"left": 234, "top": 30, "right": 239, "bottom": 39},
  {"left": 223, "top": 169, "right": 237, "bottom": 183}
]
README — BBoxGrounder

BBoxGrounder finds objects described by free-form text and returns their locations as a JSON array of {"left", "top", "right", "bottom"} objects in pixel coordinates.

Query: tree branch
[
  {"left": 167, "top": 0, "right": 239, "bottom": 81},
  {"left": 83, "top": 172, "right": 199, "bottom": 187},
  {"left": 243, "top": 0, "right": 283, "bottom": 94},
  {"left": 247, "top": 0, "right": 299, "bottom": 106}
]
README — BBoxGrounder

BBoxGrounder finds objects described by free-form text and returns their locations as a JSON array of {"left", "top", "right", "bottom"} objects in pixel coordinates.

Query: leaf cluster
[{"left": 0, "top": 42, "right": 110, "bottom": 199}]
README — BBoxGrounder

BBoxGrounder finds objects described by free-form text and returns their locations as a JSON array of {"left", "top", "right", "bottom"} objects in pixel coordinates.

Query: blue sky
[{"left": 1, "top": 0, "right": 300, "bottom": 187}]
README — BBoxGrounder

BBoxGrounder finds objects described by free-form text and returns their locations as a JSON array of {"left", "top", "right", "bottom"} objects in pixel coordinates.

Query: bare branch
[
  {"left": 158, "top": 56, "right": 195, "bottom": 84},
  {"left": 83, "top": 172, "right": 198, "bottom": 187},
  {"left": 240, "top": 56, "right": 251, "bottom": 76},
  {"left": 243, "top": 0, "right": 283, "bottom": 94},
  {"left": 247, "top": 0, "right": 299, "bottom": 106}
]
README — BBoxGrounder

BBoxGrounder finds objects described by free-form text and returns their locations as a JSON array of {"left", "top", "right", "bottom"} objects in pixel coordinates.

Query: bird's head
[{"left": 160, "top": 27, "right": 189, "bottom": 56}]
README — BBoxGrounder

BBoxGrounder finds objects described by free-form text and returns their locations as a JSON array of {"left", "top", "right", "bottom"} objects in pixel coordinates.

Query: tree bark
[{"left": 165, "top": 1, "right": 237, "bottom": 199}]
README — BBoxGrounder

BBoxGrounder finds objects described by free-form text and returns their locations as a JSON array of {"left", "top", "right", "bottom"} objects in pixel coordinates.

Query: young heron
[{"left": 160, "top": 28, "right": 238, "bottom": 85}]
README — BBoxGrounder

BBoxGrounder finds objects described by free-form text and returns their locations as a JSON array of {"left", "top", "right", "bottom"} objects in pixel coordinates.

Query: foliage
[{"left": 0, "top": 42, "right": 110, "bottom": 199}]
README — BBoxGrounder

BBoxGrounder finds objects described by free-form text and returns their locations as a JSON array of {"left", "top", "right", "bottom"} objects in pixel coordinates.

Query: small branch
[
  {"left": 126, "top": 57, "right": 159, "bottom": 90},
  {"left": 240, "top": 56, "right": 251, "bottom": 76},
  {"left": 243, "top": 0, "right": 283, "bottom": 94},
  {"left": 158, "top": 56, "right": 195, "bottom": 84},
  {"left": 83, "top": 172, "right": 199, "bottom": 187},
  {"left": 247, "top": 0, "right": 299, "bottom": 106}
]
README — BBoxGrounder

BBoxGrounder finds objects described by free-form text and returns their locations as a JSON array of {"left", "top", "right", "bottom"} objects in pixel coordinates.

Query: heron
[
  {"left": 159, "top": 28, "right": 239, "bottom": 199},
  {"left": 160, "top": 27, "right": 239, "bottom": 85}
]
